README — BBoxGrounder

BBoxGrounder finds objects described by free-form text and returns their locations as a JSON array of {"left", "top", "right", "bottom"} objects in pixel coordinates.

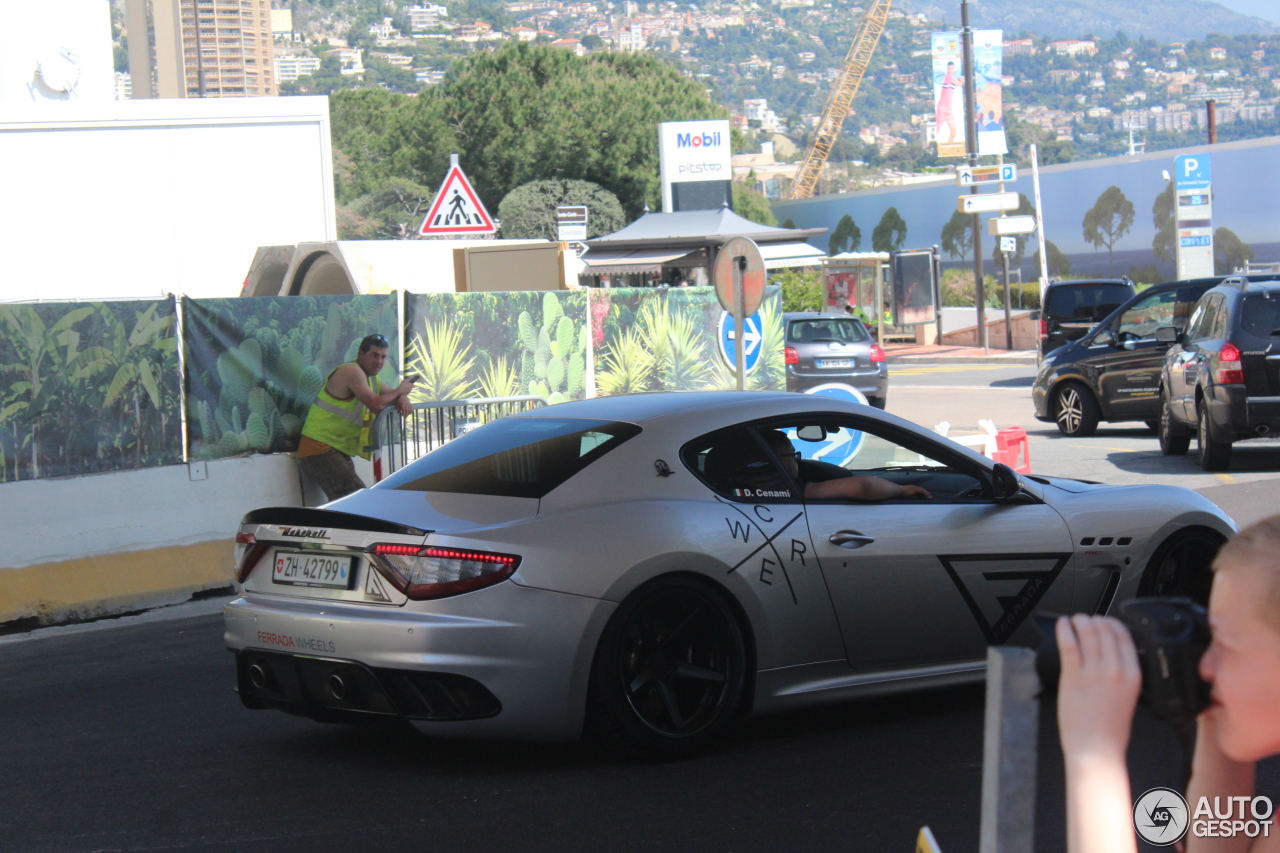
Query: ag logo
[{"left": 1133, "top": 787, "right": 1189, "bottom": 846}]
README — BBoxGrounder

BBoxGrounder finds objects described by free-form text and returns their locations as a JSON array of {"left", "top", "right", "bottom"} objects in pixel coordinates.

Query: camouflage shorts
[{"left": 298, "top": 449, "right": 366, "bottom": 502}]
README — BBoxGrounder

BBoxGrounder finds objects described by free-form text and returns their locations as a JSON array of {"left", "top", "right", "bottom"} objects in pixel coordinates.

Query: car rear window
[
  {"left": 788, "top": 318, "right": 868, "bottom": 344},
  {"left": 1240, "top": 293, "right": 1280, "bottom": 339},
  {"left": 1046, "top": 284, "right": 1133, "bottom": 322},
  {"left": 376, "top": 417, "right": 641, "bottom": 499}
]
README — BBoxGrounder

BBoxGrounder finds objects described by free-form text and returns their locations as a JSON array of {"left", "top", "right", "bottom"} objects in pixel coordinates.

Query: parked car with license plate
[
  {"left": 784, "top": 312, "right": 888, "bottom": 406},
  {"left": 1159, "top": 276, "right": 1280, "bottom": 470}
]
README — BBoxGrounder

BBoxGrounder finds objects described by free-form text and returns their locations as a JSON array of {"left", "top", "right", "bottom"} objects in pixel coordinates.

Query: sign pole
[
  {"left": 1002, "top": 250, "right": 1013, "bottom": 350},
  {"left": 1030, "top": 144, "right": 1050, "bottom": 311},
  {"left": 734, "top": 256, "right": 746, "bottom": 391},
  {"left": 961, "top": 0, "right": 986, "bottom": 353}
]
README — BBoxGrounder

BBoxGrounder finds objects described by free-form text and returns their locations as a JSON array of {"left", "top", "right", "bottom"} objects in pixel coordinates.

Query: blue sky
[{"left": 1212, "top": 0, "right": 1280, "bottom": 25}]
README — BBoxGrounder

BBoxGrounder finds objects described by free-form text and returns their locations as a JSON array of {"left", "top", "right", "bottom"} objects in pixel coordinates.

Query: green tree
[
  {"left": 497, "top": 179, "right": 626, "bottom": 239},
  {"left": 776, "top": 268, "right": 824, "bottom": 312},
  {"left": 872, "top": 207, "right": 907, "bottom": 254},
  {"left": 373, "top": 43, "right": 725, "bottom": 219},
  {"left": 731, "top": 181, "right": 777, "bottom": 226},
  {"left": 828, "top": 214, "right": 861, "bottom": 255},
  {"left": 1152, "top": 182, "right": 1176, "bottom": 267},
  {"left": 1214, "top": 227, "right": 1254, "bottom": 275},
  {"left": 1034, "top": 239, "right": 1072, "bottom": 278},
  {"left": 340, "top": 176, "right": 437, "bottom": 239},
  {"left": 1082, "top": 185, "right": 1135, "bottom": 276},
  {"left": 940, "top": 210, "right": 973, "bottom": 261}
]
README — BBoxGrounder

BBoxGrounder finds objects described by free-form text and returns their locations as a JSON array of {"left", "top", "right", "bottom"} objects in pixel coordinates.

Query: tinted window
[
  {"left": 788, "top": 317, "right": 868, "bottom": 344},
  {"left": 682, "top": 427, "right": 796, "bottom": 501},
  {"left": 1046, "top": 284, "right": 1133, "bottom": 322},
  {"left": 1117, "top": 290, "right": 1177, "bottom": 339},
  {"left": 1240, "top": 294, "right": 1280, "bottom": 339},
  {"left": 378, "top": 417, "right": 641, "bottom": 499}
]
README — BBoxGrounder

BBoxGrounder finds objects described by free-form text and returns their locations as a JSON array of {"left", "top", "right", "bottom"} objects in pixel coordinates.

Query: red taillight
[
  {"left": 1216, "top": 342, "right": 1244, "bottom": 385},
  {"left": 1039, "top": 317, "right": 1048, "bottom": 338},
  {"left": 234, "top": 533, "right": 269, "bottom": 583},
  {"left": 870, "top": 343, "right": 886, "bottom": 363},
  {"left": 365, "top": 543, "right": 520, "bottom": 600},
  {"left": 785, "top": 346, "right": 799, "bottom": 365}
]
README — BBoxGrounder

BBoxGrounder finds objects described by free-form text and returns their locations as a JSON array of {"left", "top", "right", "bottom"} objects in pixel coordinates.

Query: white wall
[
  {"left": 0, "top": 96, "right": 336, "bottom": 300},
  {"left": 0, "top": 454, "right": 302, "bottom": 570},
  {"left": 0, "top": 0, "right": 115, "bottom": 105}
]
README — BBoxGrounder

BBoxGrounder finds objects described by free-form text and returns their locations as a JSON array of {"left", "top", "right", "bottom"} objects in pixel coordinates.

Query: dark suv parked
[
  {"left": 1032, "top": 277, "right": 1221, "bottom": 435},
  {"left": 1038, "top": 278, "right": 1136, "bottom": 357},
  {"left": 783, "top": 312, "right": 888, "bottom": 406},
  {"left": 1158, "top": 276, "right": 1280, "bottom": 470}
]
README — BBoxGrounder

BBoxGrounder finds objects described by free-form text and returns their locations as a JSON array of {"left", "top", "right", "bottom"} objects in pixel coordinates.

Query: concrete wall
[
  {"left": 0, "top": 96, "right": 336, "bottom": 301},
  {"left": 941, "top": 310, "right": 1038, "bottom": 350},
  {"left": 0, "top": 454, "right": 303, "bottom": 630}
]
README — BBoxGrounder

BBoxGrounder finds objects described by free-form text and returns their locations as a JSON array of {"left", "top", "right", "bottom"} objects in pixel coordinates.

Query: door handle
[{"left": 829, "top": 530, "right": 875, "bottom": 549}]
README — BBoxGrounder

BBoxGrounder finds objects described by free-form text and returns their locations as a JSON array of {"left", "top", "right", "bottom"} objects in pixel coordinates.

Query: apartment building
[{"left": 180, "top": 0, "right": 275, "bottom": 96}]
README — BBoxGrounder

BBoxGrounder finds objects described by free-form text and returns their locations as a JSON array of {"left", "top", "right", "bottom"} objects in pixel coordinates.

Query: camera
[{"left": 1034, "top": 598, "right": 1211, "bottom": 726}]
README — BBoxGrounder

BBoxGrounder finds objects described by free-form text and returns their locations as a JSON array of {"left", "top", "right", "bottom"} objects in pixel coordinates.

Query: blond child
[{"left": 1056, "top": 514, "right": 1280, "bottom": 853}]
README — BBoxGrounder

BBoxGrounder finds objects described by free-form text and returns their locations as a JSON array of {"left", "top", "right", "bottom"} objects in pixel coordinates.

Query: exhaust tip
[
  {"left": 1256, "top": 424, "right": 1271, "bottom": 435},
  {"left": 247, "top": 663, "right": 268, "bottom": 690},
  {"left": 328, "top": 673, "right": 348, "bottom": 700}
]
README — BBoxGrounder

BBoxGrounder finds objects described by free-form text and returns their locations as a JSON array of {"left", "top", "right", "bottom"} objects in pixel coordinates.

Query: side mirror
[
  {"left": 1155, "top": 326, "right": 1179, "bottom": 344},
  {"left": 991, "top": 463, "right": 1022, "bottom": 500},
  {"left": 1093, "top": 328, "right": 1115, "bottom": 347}
]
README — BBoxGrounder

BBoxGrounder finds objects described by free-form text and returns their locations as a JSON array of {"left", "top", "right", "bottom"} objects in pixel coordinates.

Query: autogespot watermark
[{"left": 1133, "top": 788, "right": 1275, "bottom": 846}]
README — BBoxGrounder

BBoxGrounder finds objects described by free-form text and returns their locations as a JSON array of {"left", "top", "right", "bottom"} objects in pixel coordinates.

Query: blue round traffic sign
[
  {"left": 794, "top": 384, "right": 868, "bottom": 463},
  {"left": 718, "top": 311, "right": 764, "bottom": 373}
]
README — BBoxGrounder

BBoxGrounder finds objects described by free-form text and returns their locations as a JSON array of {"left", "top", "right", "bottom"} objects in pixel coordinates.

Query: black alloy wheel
[
  {"left": 1158, "top": 394, "right": 1191, "bottom": 456},
  {"left": 1054, "top": 383, "right": 1100, "bottom": 437},
  {"left": 1138, "top": 528, "right": 1225, "bottom": 606},
  {"left": 590, "top": 577, "right": 747, "bottom": 758},
  {"left": 1197, "top": 404, "right": 1232, "bottom": 471}
]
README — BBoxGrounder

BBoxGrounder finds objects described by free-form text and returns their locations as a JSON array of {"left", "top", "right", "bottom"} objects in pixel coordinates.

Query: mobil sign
[{"left": 659, "top": 119, "right": 732, "bottom": 212}]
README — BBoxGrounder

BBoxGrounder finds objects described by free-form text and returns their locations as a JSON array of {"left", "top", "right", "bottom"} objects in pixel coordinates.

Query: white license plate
[
  {"left": 817, "top": 358, "right": 854, "bottom": 368},
  {"left": 273, "top": 552, "right": 355, "bottom": 589}
]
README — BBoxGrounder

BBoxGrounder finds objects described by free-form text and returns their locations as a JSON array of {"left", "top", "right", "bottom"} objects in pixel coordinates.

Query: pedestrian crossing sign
[{"left": 419, "top": 160, "right": 496, "bottom": 235}]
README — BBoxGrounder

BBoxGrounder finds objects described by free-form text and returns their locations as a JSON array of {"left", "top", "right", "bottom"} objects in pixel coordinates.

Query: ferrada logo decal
[
  {"left": 281, "top": 527, "right": 330, "bottom": 539},
  {"left": 939, "top": 552, "right": 1070, "bottom": 644}
]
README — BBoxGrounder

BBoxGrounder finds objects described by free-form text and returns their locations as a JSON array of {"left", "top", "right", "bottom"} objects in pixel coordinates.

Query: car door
[
  {"left": 763, "top": 417, "right": 1075, "bottom": 671},
  {"left": 1097, "top": 288, "right": 1180, "bottom": 419},
  {"left": 1170, "top": 295, "right": 1223, "bottom": 422}
]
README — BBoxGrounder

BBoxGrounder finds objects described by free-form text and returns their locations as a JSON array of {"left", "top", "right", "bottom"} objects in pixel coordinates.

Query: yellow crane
[{"left": 785, "top": 0, "right": 893, "bottom": 200}]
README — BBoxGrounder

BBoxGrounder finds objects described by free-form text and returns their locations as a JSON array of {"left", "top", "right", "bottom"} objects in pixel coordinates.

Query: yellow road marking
[{"left": 1215, "top": 473, "right": 1237, "bottom": 484}]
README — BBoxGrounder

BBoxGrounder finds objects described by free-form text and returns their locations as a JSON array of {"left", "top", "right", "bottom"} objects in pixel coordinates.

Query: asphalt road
[
  {"left": 3, "top": 604, "right": 1276, "bottom": 853},
  {"left": 5, "top": 371, "right": 1279, "bottom": 852}
]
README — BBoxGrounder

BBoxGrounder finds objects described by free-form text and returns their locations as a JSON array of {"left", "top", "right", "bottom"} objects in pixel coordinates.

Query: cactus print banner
[
  {"left": 0, "top": 300, "right": 182, "bottom": 482},
  {"left": 183, "top": 296, "right": 398, "bottom": 461},
  {"left": 589, "top": 285, "right": 784, "bottom": 394},
  {"left": 404, "top": 290, "right": 590, "bottom": 405}
]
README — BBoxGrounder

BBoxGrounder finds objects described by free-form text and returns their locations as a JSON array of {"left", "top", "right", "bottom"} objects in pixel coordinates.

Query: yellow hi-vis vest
[{"left": 300, "top": 364, "right": 384, "bottom": 459}]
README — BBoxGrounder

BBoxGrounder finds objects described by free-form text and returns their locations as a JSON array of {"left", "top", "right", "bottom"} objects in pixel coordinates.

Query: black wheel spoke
[
  {"left": 628, "top": 668, "right": 655, "bottom": 694},
  {"left": 659, "top": 607, "right": 702, "bottom": 648},
  {"left": 674, "top": 662, "right": 726, "bottom": 684},
  {"left": 655, "top": 679, "right": 685, "bottom": 729}
]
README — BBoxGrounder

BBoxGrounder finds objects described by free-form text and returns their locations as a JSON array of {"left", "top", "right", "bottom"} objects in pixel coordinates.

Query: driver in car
[{"left": 763, "top": 430, "right": 932, "bottom": 501}]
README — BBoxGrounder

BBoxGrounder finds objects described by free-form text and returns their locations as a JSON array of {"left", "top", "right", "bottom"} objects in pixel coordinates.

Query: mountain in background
[{"left": 899, "top": 0, "right": 1280, "bottom": 42}]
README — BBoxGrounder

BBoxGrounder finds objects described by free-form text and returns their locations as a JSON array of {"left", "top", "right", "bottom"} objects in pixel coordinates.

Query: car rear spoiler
[{"left": 241, "top": 506, "right": 427, "bottom": 536}]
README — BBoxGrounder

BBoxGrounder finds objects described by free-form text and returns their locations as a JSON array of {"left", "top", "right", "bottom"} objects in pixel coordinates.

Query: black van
[
  {"left": 1038, "top": 279, "right": 1136, "bottom": 357},
  {"left": 1032, "top": 277, "right": 1220, "bottom": 436}
]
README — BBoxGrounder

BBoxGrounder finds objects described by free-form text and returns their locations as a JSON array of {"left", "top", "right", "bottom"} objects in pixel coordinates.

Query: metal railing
[{"left": 367, "top": 395, "right": 550, "bottom": 481}]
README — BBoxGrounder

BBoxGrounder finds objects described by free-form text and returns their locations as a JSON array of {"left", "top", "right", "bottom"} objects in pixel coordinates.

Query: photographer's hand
[{"left": 1057, "top": 615, "right": 1143, "bottom": 853}]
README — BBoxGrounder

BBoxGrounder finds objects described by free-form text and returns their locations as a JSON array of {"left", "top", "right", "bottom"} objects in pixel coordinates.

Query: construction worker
[{"left": 297, "top": 334, "right": 415, "bottom": 501}]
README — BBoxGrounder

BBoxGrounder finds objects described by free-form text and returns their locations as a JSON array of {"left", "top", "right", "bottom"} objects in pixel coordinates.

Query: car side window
[
  {"left": 681, "top": 427, "right": 798, "bottom": 502},
  {"left": 1188, "top": 296, "right": 1220, "bottom": 343},
  {"left": 1116, "top": 290, "right": 1177, "bottom": 340},
  {"left": 1209, "top": 295, "right": 1233, "bottom": 339},
  {"left": 762, "top": 419, "right": 988, "bottom": 502}
]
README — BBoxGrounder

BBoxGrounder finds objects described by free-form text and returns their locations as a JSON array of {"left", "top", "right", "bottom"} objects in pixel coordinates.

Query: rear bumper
[
  {"left": 224, "top": 580, "right": 616, "bottom": 741},
  {"left": 1204, "top": 386, "right": 1280, "bottom": 438},
  {"left": 786, "top": 365, "right": 888, "bottom": 397}
]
